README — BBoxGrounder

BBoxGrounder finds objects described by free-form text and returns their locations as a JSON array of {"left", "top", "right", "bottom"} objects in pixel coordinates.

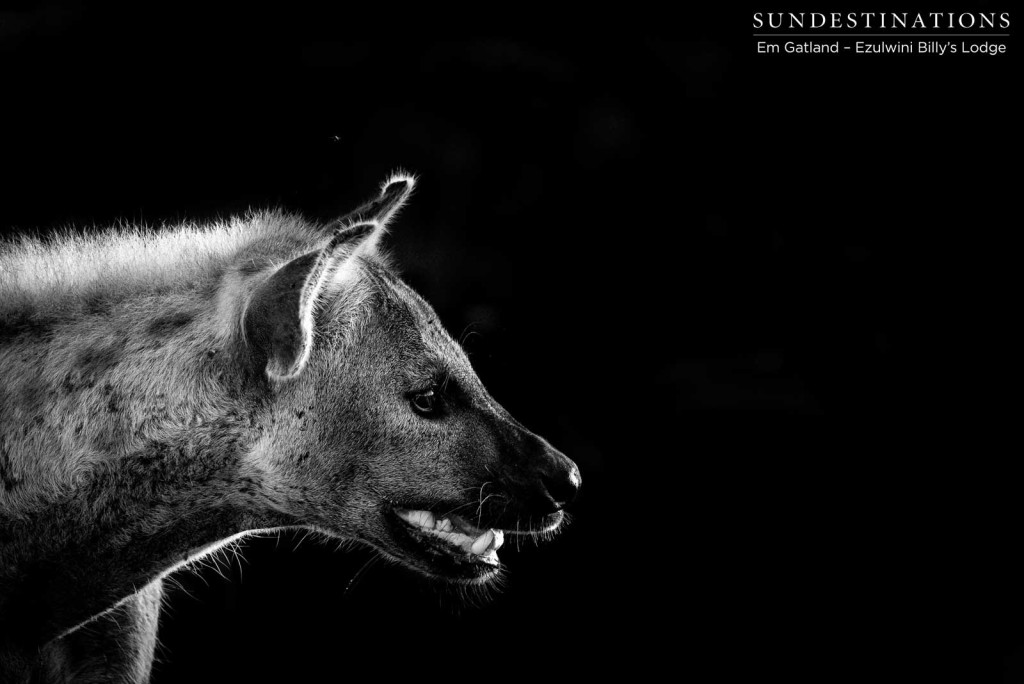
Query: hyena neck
[
  {"left": 0, "top": 417, "right": 294, "bottom": 649},
  {"left": 0, "top": 293, "right": 302, "bottom": 649}
]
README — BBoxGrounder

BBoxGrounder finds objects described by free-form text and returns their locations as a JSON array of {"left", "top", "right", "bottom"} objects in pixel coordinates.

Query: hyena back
[{"left": 0, "top": 175, "right": 580, "bottom": 682}]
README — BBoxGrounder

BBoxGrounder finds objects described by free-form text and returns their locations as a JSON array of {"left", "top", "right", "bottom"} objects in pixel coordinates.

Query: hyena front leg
[{"left": 33, "top": 579, "right": 163, "bottom": 684}]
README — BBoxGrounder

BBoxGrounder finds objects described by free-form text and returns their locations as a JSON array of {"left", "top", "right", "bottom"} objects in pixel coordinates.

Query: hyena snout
[
  {"left": 536, "top": 445, "right": 581, "bottom": 512},
  {"left": 495, "top": 434, "right": 581, "bottom": 517}
]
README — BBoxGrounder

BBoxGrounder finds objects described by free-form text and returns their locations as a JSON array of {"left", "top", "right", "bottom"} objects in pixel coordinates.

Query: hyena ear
[
  {"left": 243, "top": 221, "right": 379, "bottom": 381},
  {"left": 335, "top": 172, "right": 416, "bottom": 253}
]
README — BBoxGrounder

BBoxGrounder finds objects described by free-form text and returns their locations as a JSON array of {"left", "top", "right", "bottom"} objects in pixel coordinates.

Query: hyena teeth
[
  {"left": 470, "top": 530, "right": 494, "bottom": 555},
  {"left": 471, "top": 529, "right": 504, "bottom": 555},
  {"left": 397, "top": 510, "right": 503, "bottom": 558},
  {"left": 397, "top": 509, "right": 436, "bottom": 529}
]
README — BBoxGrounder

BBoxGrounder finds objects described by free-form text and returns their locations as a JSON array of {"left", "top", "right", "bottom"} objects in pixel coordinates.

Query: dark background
[{"left": 0, "top": 4, "right": 1017, "bottom": 682}]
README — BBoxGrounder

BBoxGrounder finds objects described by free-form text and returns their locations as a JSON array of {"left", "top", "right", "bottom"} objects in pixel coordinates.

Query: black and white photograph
[{"left": 0, "top": 4, "right": 1017, "bottom": 682}]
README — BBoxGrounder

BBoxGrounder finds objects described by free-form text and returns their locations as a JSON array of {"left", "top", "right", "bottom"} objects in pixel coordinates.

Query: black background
[{"left": 0, "top": 4, "right": 1017, "bottom": 682}]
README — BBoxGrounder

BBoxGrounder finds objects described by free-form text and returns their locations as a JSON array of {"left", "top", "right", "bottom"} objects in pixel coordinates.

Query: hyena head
[{"left": 241, "top": 174, "right": 580, "bottom": 585}]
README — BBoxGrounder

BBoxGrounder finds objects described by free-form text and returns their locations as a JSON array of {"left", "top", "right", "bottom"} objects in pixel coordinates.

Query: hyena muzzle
[{"left": 0, "top": 174, "right": 580, "bottom": 682}]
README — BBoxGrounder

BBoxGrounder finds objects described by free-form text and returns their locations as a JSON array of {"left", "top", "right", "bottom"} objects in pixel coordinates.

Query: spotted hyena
[{"left": 0, "top": 174, "right": 580, "bottom": 682}]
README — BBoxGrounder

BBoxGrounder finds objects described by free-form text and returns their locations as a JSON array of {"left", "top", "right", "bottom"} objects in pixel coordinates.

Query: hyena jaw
[{"left": 0, "top": 173, "right": 581, "bottom": 681}]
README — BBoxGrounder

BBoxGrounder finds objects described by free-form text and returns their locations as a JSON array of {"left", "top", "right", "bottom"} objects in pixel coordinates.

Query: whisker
[
  {"left": 344, "top": 554, "right": 382, "bottom": 600},
  {"left": 436, "top": 500, "right": 481, "bottom": 520}
]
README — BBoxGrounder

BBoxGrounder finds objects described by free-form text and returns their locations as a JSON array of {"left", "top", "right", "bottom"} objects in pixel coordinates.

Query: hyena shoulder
[{"left": 0, "top": 210, "right": 328, "bottom": 515}]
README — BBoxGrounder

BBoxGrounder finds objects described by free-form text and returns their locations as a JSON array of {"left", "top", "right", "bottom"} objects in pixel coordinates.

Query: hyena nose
[{"left": 540, "top": 453, "right": 581, "bottom": 510}]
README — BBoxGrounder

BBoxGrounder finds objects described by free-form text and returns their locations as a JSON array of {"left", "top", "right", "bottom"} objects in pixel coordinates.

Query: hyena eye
[{"left": 410, "top": 389, "right": 442, "bottom": 417}]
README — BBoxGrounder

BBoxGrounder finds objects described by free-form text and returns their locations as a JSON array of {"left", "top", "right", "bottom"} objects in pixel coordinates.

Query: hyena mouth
[
  {"left": 382, "top": 500, "right": 567, "bottom": 584},
  {"left": 382, "top": 507, "right": 516, "bottom": 581},
  {"left": 388, "top": 508, "right": 506, "bottom": 582},
  {"left": 396, "top": 510, "right": 505, "bottom": 563}
]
